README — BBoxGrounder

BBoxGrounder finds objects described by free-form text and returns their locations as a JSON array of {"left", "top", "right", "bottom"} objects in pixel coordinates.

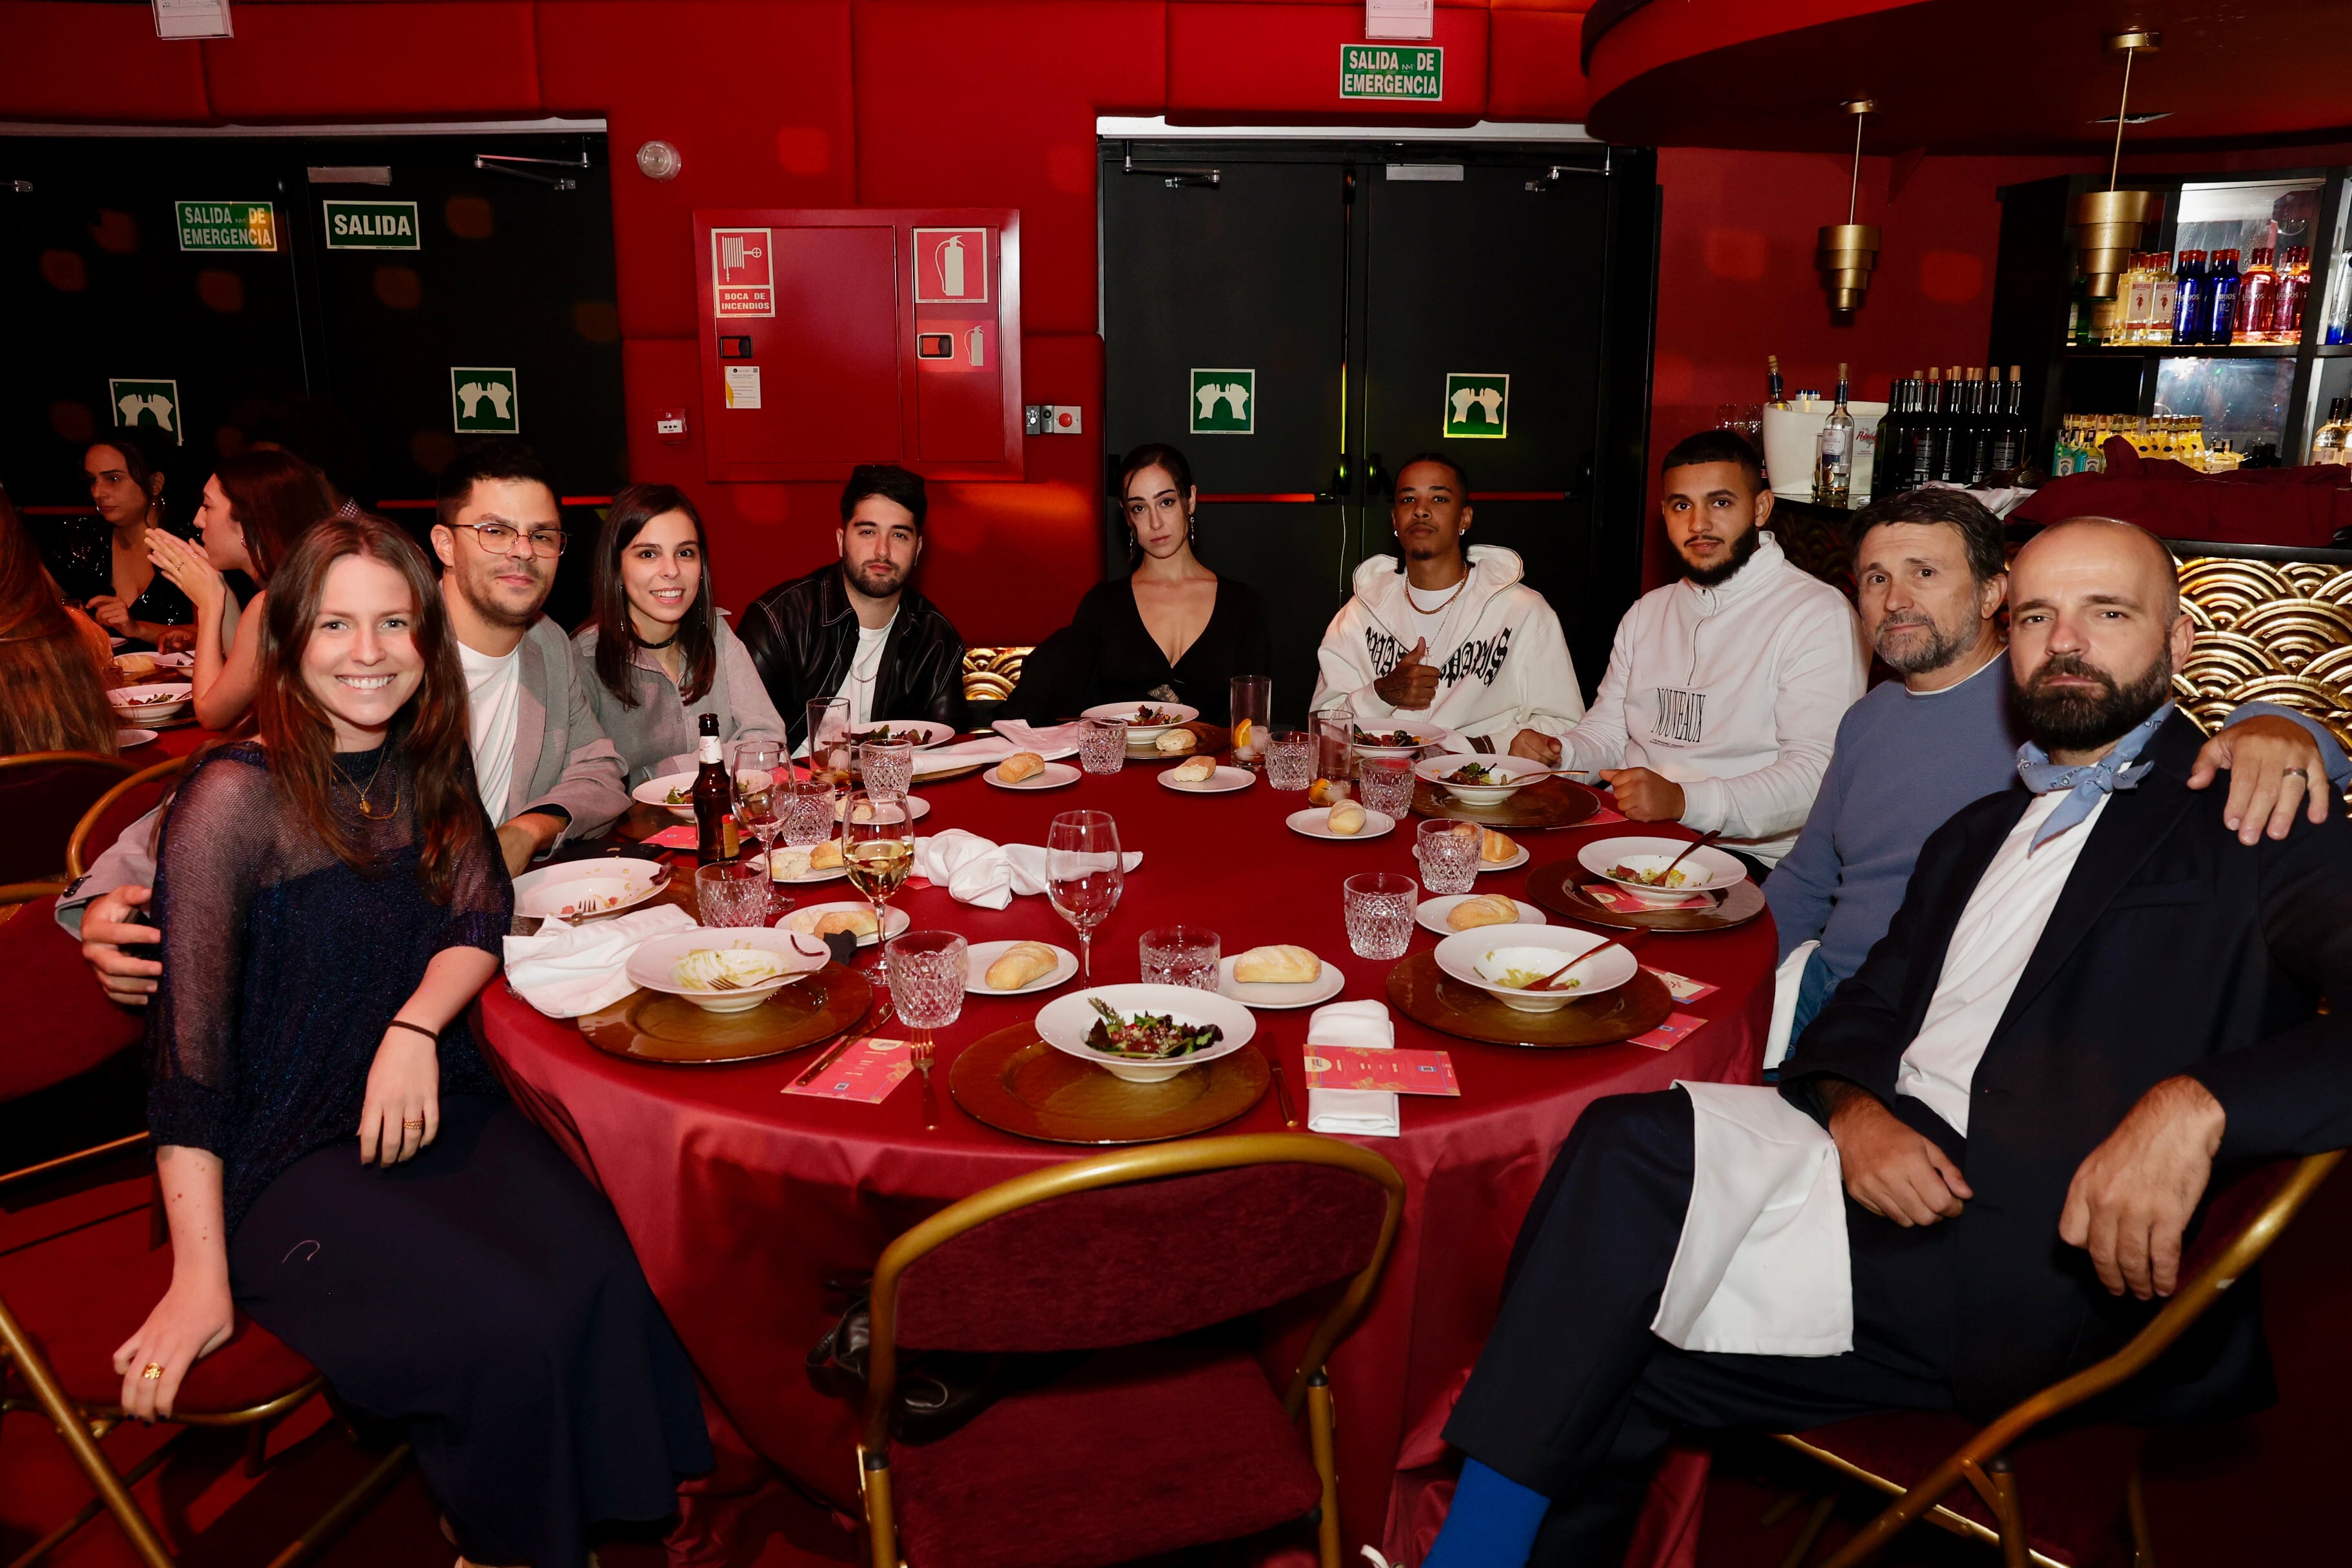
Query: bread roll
[
  {"left": 1480, "top": 828, "right": 1520, "bottom": 863},
  {"left": 1327, "top": 800, "right": 1367, "bottom": 835},
  {"left": 115, "top": 653, "right": 159, "bottom": 680},
  {"left": 789, "top": 906, "right": 881, "bottom": 937},
  {"left": 995, "top": 750, "right": 1046, "bottom": 783},
  {"left": 768, "top": 847, "right": 812, "bottom": 882},
  {"left": 1234, "top": 945, "right": 1320, "bottom": 985},
  {"left": 1169, "top": 756, "right": 1217, "bottom": 783},
  {"left": 1155, "top": 727, "right": 1197, "bottom": 755},
  {"left": 1308, "top": 777, "right": 1352, "bottom": 806},
  {"left": 985, "top": 941, "right": 1059, "bottom": 990},
  {"left": 1446, "top": 894, "right": 1522, "bottom": 930},
  {"left": 808, "top": 839, "right": 845, "bottom": 870}
]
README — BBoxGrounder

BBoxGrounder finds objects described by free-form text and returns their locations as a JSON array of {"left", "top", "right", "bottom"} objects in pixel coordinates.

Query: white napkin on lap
[
  {"left": 502, "top": 905, "right": 697, "bottom": 1018},
  {"left": 991, "top": 719, "right": 1088, "bottom": 753},
  {"left": 1305, "top": 999, "right": 1400, "bottom": 1138},
  {"left": 914, "top": 830, "right": 1142, "bottom": 911}
]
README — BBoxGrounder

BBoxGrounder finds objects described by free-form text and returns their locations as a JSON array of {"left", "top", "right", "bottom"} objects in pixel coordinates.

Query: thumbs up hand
[{"left": 1375, "top": 638, "right": 1442, "bottom": 711}]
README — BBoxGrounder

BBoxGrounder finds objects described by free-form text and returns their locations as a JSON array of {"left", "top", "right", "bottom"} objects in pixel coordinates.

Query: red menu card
[
  {"left": 1302, "top": 1047, "right": 1460, "bottom": 1097},
  {"left": 783, "top": 1039, "right": 914, "bottom": 1102}
]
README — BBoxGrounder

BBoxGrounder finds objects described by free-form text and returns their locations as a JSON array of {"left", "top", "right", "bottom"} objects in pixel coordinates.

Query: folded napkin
[
  {"left": 912, "top": 829, "right": 1144, "bottom": 911},
  {"left": 503, "top": 905, "right": 698, "bottom": 1018},
  {"left": 1305, "top": 999, "right": 1400, "bottom": 1137},
  {"left": 991, "top": 719, "right": 1088, "bottom": 753},
  {"left": 912, "top": 736, "right": 1016, "bottom": 776}
]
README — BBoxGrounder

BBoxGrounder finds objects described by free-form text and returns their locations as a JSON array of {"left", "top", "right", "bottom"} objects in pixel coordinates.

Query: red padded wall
[
  {"left": 201, "top": 2, "right": 544, "bottom": 119},
  {"left": 1166, "top": 3, "right": 1487, "bottom": 124},
  {"left": 1487, "top": 7, "right": 1590, "bottom": 122},
  {"left": 0, "top": 2, "right": 212, "bottom": 121}
]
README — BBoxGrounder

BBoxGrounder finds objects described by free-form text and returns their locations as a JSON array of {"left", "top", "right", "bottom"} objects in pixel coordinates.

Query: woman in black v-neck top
[{"left": 1001, "top": 444, "right": 1271, "bottom": 720}]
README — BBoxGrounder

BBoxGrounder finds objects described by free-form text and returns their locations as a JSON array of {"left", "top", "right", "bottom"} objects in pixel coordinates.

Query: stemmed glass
[
  {"left": 805, "top": 697, "right": 852, "bottom": 785},
  {"left": 1046, "top": 809, "right": 1123, "bottom": 984},
  {"left": 732, "top": 740, "right": 785, "bottom": 869},
  {"left": 841, "top": 789, "right": 916, "bottom": 937}
]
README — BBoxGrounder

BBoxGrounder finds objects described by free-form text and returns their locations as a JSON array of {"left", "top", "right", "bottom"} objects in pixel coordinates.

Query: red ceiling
[{"left": 1584, "top": 0, "right": 2352, "bottom": 156}]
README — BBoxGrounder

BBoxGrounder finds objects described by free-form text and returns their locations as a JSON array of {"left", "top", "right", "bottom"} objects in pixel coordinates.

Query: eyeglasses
[{"left": 447, "top": 521, "right": 569, "bottom": 558}]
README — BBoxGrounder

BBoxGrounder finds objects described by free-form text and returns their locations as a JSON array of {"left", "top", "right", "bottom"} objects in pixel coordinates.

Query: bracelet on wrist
[{"left": 386, "top": 1019, "right": 440, "bottom": 1044}]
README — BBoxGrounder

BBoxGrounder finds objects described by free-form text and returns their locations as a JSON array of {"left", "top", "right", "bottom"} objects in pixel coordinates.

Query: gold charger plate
[
  {"left": 1525, "top": 861, "right": 1769, "bottom": 933},
  {"left": 577, "top": 963, "right": 874, "bottom": 1065},
  {"left": 949, "top": 1025, "right": 1269, "bottom": 1144},
  {"left": 1386, "top": 951, "right": 1673, "bottom": 1048},
  {"left": 1411, "top": 778, "right": 1600, "bottom": 830}
]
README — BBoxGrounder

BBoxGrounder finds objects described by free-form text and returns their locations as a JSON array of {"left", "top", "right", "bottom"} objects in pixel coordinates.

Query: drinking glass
[
  {"left": 1139, "top": 926, "right": 1220, "bottom": 990},
  {"left": 1266, "top": 729, "right": 1314, "bottom": 791},
  {"left": 1079, "top": 716, "right": 1128, "bottom": 775},
  {"left": 887, "top": 928, "right": 966, "bottom": 1067},
  {"left": 858, "top": 736, "right": 916, "bottom": 796},
  {"left": 805, "top": 697, "right": 852, "bottom": 784},
  {"left": 696, "top": 859, "right": 772, "bottom": 928},
  {"left": 1228, "top": 674, "right": 1271, "bottom": 769},
  {"left": 732, "top": 740, "right": 784, "bottom": 865},
  {"left": 1046, "top": 808, "right": 1123, "bottom": 983},
  {"left": 1415, "top": 818, "right": 1482, "bottom": 895},
  {"left": 1312, "top": 701, "right": 1355, "bottom": 784},
  {"left": 1343, "top": 872, "right": 1418, "bottom": 961},
  {"left": 1357, "top": 755, "right": 1415, "bottom": 819},
  {"left": 779, "top": 769, "right": 836, "bottom": 848},
  {"left": 841, "top": 790, "right": 915, "bottom": 930}
]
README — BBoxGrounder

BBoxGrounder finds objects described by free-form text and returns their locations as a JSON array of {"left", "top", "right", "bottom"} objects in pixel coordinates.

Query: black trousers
[{"left": 1443, "top": 1088, "right": 1964, "bottom": 1566}]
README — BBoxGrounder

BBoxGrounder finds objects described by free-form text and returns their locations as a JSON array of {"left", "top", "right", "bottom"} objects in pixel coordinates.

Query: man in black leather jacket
[{"left": 738, "top": 464, "right": 968, "bottom": 749}]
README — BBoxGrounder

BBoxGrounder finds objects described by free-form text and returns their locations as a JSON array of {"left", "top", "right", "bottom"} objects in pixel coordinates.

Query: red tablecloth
[{"left": 475, "top": 763, "right": 1775, "bottom": 1566}]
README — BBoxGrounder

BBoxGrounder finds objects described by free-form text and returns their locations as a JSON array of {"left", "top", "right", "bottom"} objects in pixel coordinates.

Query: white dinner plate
[
  {"left": 1286, "top": 805, "right": 1396, "bottom": 841},
  {"left": 112, "top": 651, "right": 193, "bottom": 676},
  {"left": 1215, "top": 952, "right": 1345, "bottom": 1010},
  {"left": 1576, "top": 836, "right": 1748, "bottom": 905},
  {"left": 1081, "top": 700, "right": 1199, "bottom": 740},
  {"left": 115, "top": 729, "right": 159, "bottom": 749},
  {"left": 1035, "top": 983, "right": 1254, "bottom": 1083},
  {"left": 912, "top": 743, "right": 1076, "bottom": 778},
  {"left": 632, "top": 771, "right": 701, "bottom": 821},
  {"left": 837, "top": 792, "right": 932, "bottom": 823},
  {"left": 1156, "top": 765, "right": 1253, "bottom": 794},
  {"left": 623, "top": 928, "right": 830, "bottom": 1013},
  {"left": 763, "top": 848, "right": 850, "bottom": 886},
  {"left": 108, "top": 681, "right": 193, "bottom": 724},
  {"left": 1350, "top": 726, "right": 1451, "bottom": 761},
  {"left": 1477, "top": 844, "right": 1532, "bottom": 874},
  {"left": 782, "top": 901, "right": 910, "bottom": 948},
  {"left": 847, "top": 720, "right": 956, "bottom": 749},
  {"left": 983, "top": 761, "right": 1083, "bottom": 792},
  {"left": 1415, "top": 894, "right": 1549, "bottom": 937},
  {"left": 963, "top": 939, "right": 1080, "bottom": 997},
  {"left": 512, "top": 857, "right": 673, "bottom": 922}
]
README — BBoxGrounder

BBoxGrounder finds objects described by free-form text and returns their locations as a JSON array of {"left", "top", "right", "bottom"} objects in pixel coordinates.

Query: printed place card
[
  {"left": 645, "top": 824, "right": 698, "bottom": 849},
  {"left": 1302, "top": 1046, "right": 1460, "bottom": 1096},
  {"left": 783, "top": 1038, "right": 914, "bottom": 1102},
  {"left": 1582, "top": 804, "right": 1629, "bottom": 826},
  {"left": 1643, "top": 968, "right": 1720, "bottom": 1004},
  {"left": 1582, "top": 883, "right": 1712, "bottom": 913},
  {"left": 1628, "top": 1012, "right": 1709, "bottom": 1052}
]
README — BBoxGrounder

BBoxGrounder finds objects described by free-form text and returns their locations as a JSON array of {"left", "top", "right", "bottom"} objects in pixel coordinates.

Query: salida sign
[
  {"left": 322, "top": 200, "right": 420, "bottom": 250},
  {"left": 1338, "top": 44, "right": 1443, "bottom": 101}
]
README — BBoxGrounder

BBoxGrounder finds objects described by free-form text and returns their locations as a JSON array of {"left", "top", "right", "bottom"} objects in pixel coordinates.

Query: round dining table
[{"left": 469, "top": 750, "right": 1774, "bottom": 1567}]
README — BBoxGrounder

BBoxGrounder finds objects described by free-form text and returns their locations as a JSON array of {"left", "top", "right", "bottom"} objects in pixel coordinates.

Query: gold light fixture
[
  {"left": 1818, "top": 99, "right": 1879, "bottom": 313},
  {"left": 2070, "top": 29, "right": 2161, "bottom": 299}
]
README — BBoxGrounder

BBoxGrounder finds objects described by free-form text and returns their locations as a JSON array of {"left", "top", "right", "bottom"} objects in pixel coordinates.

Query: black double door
[{"left": 1101, "top": 140, "right": 1658, "bottom": 723}]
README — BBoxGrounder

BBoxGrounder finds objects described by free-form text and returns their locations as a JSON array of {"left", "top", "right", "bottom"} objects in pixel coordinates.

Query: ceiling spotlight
[
  {"left": 1818, "top": 99, "right": 1879, "bottom": 313},
  {"left": 2070, "top": 30, "right": 2161, "bottom": 300}
]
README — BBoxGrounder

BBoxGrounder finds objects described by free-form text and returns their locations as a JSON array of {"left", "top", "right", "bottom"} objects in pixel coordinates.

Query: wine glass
[
  {"left": 841, "top": 789, "right": 916, "bottom": 936},
  {"left": 732, "top": 740, "right": 784, "bottom": 868},
  {"left": 1046, "top": 808, "right": 1123, "bottom": 983},
  {"left": 805, "top": 697, "right": 852, "bottom": 785}
]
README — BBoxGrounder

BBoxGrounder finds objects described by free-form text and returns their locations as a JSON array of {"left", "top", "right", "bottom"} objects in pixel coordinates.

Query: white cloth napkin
[
  {"left": 912, "top": 736, "right": 1017, "bottom": 776},
  {"left": 1764, "top": 939, "right": 1820, "bottom": 1072},
  {"left": 502, "top": 905, "right": 697, "bottom": 1018},
  {"left": 1304, "top": 999, "right": 1400, "bottom": 1138},
  {"left": 991, "top": 719, "right": 1088, "bottom": 753},
  {"left": 912, "top": 829, "right": 1143, "bottom": 910}
]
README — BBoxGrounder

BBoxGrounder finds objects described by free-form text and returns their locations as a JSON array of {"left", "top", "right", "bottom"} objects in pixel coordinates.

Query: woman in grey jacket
[{"left": 573, "top": 484, "right": 787, "bottom": 786}]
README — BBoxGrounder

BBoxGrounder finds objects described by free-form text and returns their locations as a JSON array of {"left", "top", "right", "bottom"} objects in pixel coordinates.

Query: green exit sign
[
  {"left": 1339, "top": 44, "right": 1443, "bottom": 101},
  {"left": 323, "top": 199, "right": 421, "bottom": 250},
  {"left": 175, "top": 200, "right": 277, "bottom": 251}
]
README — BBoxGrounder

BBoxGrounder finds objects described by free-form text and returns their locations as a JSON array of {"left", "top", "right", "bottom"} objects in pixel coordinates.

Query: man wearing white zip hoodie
[
  {"left": 1561, "top": 429, "right": 1867, "bottom": 872},
  {"left": 1313, "top": 453, "right": 1583, "bottom": 761}
]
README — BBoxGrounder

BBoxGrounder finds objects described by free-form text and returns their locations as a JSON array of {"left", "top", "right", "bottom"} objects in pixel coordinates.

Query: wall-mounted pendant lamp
[
  {"left": 2070, "top": 29, "right": 2161, "bottom": 299},
  {"left": 1818, "top": 99, "right": 1879, "bottom": 313}
]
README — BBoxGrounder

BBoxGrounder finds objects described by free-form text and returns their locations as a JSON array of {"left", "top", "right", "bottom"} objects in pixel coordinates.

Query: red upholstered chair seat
[
  {"left": 1, "top": 1182, "right": 319, "bottom": 1416},
  {"left": 0, "top": 896, "right": 146, "bottom": 1103},
  {"left": 0, "top": 754, "right": 139, "bottom": 887},
  {"left": 1791, "top": 1412, "right": 2143, "bottom": 1567},
  {"left": 888, "top": 1340, "right": 1324, "bottom": 1568}
]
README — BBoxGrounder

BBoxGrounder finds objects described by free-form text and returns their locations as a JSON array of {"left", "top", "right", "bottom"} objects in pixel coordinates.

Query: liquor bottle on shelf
[
  {"left": 1939, "top": 366, "right": 1967, "bottom": 481},
  {"left": 2147, "top": 251, "right": 2177, "bottom": 345},
  {"left": 2119, "top": 253, "right": 2154, "bottom": 345},
  {"left": 1873, "top": 375, "right": 1909, "bottom": 494},
  {"left": 1949, "top": 369, "right": 1977, "bottom": 485},
  {"left": 2326, "top": 256, "right": 2352, "bottom": 346},
  {"left": 2206, "top": 249, "right": 2241, "bottom": 346},
  {"left": 1916, "top": 368, "right": 1946, "bottom": 485},
  {"left": 2275, "top": 246, "right": 2310, "bottom": 344},
  {"left": 1765, "top": 355, "right": 1788, "bottom": 409},
  {"left": 2171, "top": 250, "right": 2207, "bottom": 346},
  {"left": 2237, "top": 247, "right": 2277, "bottom": 343},
  {"left": 692, "top": 712, "right": 735, "bottom": 865},
  {"left": 2315, "top": 398, "right": 2349, "bottom": 465},
  {"left": 1989, "top": 366, "right": 2026, "bottom": 475},
  {"left": 1814, "top": 363, "right": 1854, "bottom": 507}
]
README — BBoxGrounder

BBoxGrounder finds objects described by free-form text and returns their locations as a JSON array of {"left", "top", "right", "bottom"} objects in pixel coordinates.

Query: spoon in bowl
[{"left": 1526, "top": 933, "right": 1636, "bottom": 993}]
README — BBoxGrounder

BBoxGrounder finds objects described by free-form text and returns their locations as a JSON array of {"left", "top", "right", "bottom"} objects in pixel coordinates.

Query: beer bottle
[{"left": 693, "top": 713, "right": 736, "bottom": 863}]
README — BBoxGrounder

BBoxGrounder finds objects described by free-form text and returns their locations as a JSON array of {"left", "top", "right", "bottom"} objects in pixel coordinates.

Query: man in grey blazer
[{"left": 66, "top": 441, "right": 630, "bottom": 1004}]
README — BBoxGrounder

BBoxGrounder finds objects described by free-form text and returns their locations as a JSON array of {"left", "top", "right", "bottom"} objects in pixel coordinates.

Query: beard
[
  {"left": 1680, "top": 520, "right": 1760, "bottom": 588},
  {"left": 452, "top": 558, "right": 546, "bottom": 630},
  {"left": 1872, "top": 611, "right": 1975, "bottom": 676},
  {"left": 844, "top": 557, "right": 909, "bottom": 602},
  {"left": 2010, "top": 648, "right": 2174, "bottom": 753}
]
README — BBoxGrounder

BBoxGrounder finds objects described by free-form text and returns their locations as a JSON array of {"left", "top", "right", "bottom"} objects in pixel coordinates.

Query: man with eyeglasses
[{"left": 63, "top": 441, "right": 632, "bottom": 1002}]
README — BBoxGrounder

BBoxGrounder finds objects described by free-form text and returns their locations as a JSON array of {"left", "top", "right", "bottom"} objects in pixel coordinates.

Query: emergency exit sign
[
  {"left": 175, "top": 200, "right": 277, "bottom": 251},
  {"left": 1339, "top": 44, "right": 1442, "bottom": 101},
  {"left": 322, "top": 200, "right": 420, "bottom": 250}
]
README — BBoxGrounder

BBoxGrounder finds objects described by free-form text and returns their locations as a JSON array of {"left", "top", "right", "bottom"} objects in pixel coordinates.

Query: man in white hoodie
[
  {"left": 1560, "top": 429, "right": 1866, "bottom": 872},
  {"left": 1313, "top": 454, "right": 1583, "bottom": 760}
]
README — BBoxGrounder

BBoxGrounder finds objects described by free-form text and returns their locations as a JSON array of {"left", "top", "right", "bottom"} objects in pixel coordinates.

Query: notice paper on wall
[
  {"left": 724, "top": 365, "right": 762, "bottom": 409},
  {"left": 1364, "top": 0, "right": 1431, "bottom": 41},
  {"left": 153, "top": 0, "right": 233, "bottom": 38}
]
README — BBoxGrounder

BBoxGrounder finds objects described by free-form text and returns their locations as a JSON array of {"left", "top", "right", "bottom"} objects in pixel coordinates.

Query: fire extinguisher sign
[
  {"left": 913, "top": 228, "right": 990, "bottom": 306},
  {"left": 710, "top": 228, "right": 775, "bottom": 318}
]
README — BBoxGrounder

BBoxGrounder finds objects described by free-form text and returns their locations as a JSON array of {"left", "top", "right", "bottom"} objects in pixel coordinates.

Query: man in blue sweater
[{"left": 1767, "top": 489, "right": 2346, "bottom": 1041}]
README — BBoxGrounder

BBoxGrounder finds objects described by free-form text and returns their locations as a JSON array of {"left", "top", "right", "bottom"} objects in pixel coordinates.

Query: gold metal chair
[
  {"left": 1775, "top": 1150, "right": 2343, "bottom": 1568},
  {"left": 66, "top": 755, "right": 186, "bottom": 882},
  {"left": 856, "top": 1133, "right": 1406, "bottom": 1568}
]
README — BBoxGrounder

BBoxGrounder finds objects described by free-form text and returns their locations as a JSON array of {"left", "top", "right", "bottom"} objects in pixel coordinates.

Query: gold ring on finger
[
  {"left": 141, "top": 1362, "right": 166, "bottom": 1380},
  {"left": 402, "top": 1119, "right": 426, "bottom": 1130}
]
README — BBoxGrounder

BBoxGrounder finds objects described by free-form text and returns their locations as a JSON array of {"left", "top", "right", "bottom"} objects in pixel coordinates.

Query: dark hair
[
  {"left": 591, "top": 484, "right": 716, "bottom": 708},
  {"left": 0, "top": 491, "right": 116, "bottom": 756},
  {"left": 435, "top": 437, "right": 558, "bottom": 533},
  {"left": 1395, "top": 451, "right": 1471, "bottom": 496},
  {"left": 212, "top": 449, "right": 334, "bottom": 587},
  {"left": 252, "top": 514, "right": 482, "bottom": 902},
  {"left": 839, "top": 464, "right": 926, "bottom": 529},
  {"left": 1846, "top": 487, "right": 2008, "bottom": 586},
  {"left": 86, "top": 427, "right": 174, "bottom": 511},
  {"left": 1117, "top": 444, "right": 1195, "bottom": 502},
  {"left": 1660, "top": 429, "right": 1765, "bottom": 485}
]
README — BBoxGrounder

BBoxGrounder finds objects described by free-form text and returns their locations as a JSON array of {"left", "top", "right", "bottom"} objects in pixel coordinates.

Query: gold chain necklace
[
  {"left": 1404, "top": 571, "right": 1473, "bottom": 618},
  {"left": 338, "top": 751, "right": 401, "bottom": 820}
]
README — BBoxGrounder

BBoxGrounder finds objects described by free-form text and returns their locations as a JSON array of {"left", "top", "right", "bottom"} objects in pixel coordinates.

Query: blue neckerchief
[{"left": 2015, "top": 703, "right": 2171, "bottom": 851}]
